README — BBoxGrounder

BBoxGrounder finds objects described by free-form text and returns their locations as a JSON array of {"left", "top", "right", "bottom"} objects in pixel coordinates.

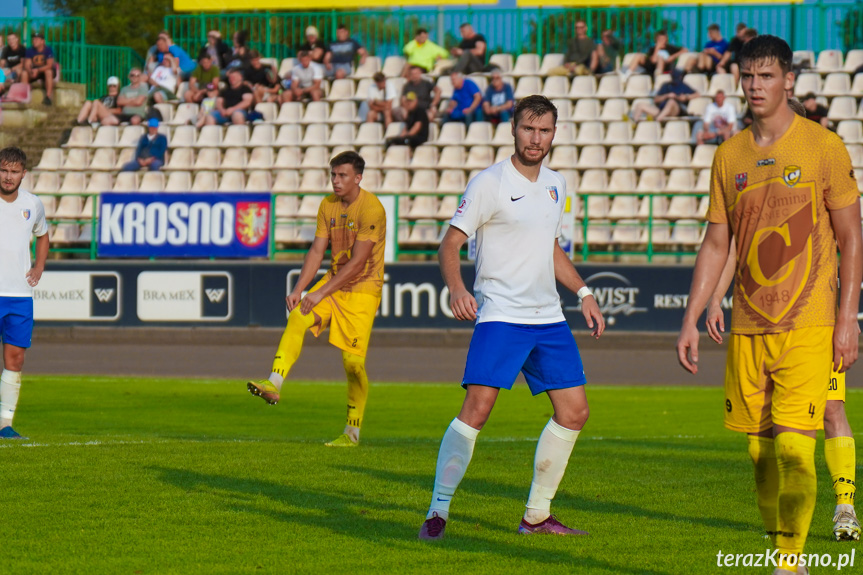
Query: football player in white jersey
[
  {"left": 418, "top": 95, "right": 605, "bottom": 540},
  {"left": 0, "top": 147, "right": 49, "bottom": 439}
]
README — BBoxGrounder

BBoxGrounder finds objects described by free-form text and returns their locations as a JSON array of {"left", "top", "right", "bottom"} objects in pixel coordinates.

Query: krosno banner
[{"left": 98, "top": 193, "right": 271, "bottom": 258}]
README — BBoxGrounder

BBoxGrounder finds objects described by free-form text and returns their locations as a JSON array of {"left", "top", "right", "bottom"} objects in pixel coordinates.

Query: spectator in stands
[
  {"left": 0, "top": 68, "right": 6, "bottom": 98},
  {"left": 394, "top": 65, "right": 440, "bottom": 122},
  {"left": 148, "top": 53, "right": 179, "bottom": 104},
  {"left": 695, "top": 24, "right": 728, "bottom": 74},
  {"left": 195, "top": 83, "right": 219, "bottom": 128},
  {"left": 155, "top": 33, "right": 197, "bottom": 79},
  {"left": 244, "top": 50, "right": 279, "bottom": 103},
  {"left": 402, "top": 28, "right": 449, "bottom": 76},
  {"left": 801, "top": 92, "right": 830, "bottom": 128},
  {"left": 548, "top": 20, "right": 598, "bottom": 76},
  {"left": 325, "top": 23, "right": 367, "bottom": 79},
  {"left": 596, "top": 29, "right": 622, "bottom": 74},
  {"left": 199, "top": 30, "right": 232, "bottom": 71},
  {"left": 695, "top": 90, "right": 737, "bottom": 144},
  {"left": 718, "top": 25, "right": 756, "bottom": 82},
  {"left": 185, "top": 52, "right": 220, "bottom": 103},
  {"left": 280, "top": 50, "right": 323, "bottom": 103},
  {"left": 112, "top": 68, "right": 149, "bottom": 125},
  {"left": 228, "top": 30, "right": 251, "bottom": 70},
  {"left": 300, "top": 26, "right": 328, "bottom": 64},
  {"left": 121, "top": 118, "right": 167, "bottom": 172},
  {"left": 481, "top": 70, "right": 514, "bottom": 125},
  {"left": 385, "top": 92, "right": 429, "bottom": 150},
  {"left": 361, "top": 72, "right": 396, "bottom": 127},
  {"left": 206, "top": 66, "right": 254, "bottom": 125},
  {"left": 0, "top": 32, "right": 26, "bottom": 83},
  {"left": 444, "top": 71, "right": 481, "bottom": 125},
  {"left": 448, "top": 23, "right": 487, "bottom": 75},
  {"left": 22, "top": 33, "right": 55, "bottom": 106},
  {"left": 75, "top": 76, "right": 122, "bottom": 126},
  {"left": 623, "top": 30, "right": 686, "bottom": 79},
  {"left": 630, "top": 68, "right": 698, "bottom": 121}
]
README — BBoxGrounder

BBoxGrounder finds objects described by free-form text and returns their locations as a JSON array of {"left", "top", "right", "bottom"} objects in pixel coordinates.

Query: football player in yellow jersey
[
  {"left": 247, "top": 151, "right": 387, "bottom": 447},
  {"left": 708, "top": 241, "right": 860, "bottom": 543},
  {"left": 676, "top": 35, "right": 862, "bottom": 575}
]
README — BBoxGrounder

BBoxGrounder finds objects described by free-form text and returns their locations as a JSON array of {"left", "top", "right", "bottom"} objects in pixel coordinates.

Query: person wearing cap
[
  {"left": 0, "top": 33, "right": 26, "bottom": 83},
  {"left": 75, "top": 76, "right": 123, "bottom": 126},
  {"left": 206, "top": 66, "right": 255, "bottom": 125},
  {"left": 195, "top": 83, "right": 220, "bottom": 128},
  {"left": 21, "top": 32, "right": 55, "bottom": 106},
  {"left": 186, "top": 52, "right": 220, "bottom": 103},
  {"left": 324, "top": 23, "right": 367, "bottom": 79},
  {"left": 362, "top": 71, "right": 396, "bottom": 127},
  {"left": 198, "top": 30, "right": 232, "bottom": 71},
  {"left": 121, "top": 118, "right": 168, "bottom": 172},
  {"left": 299, "top": 26, "right": 328, "bottom": 64},
  {"left": 385, "top": 91, "right": 429, "bottom": 150},
  {"left": 244, "top": 50, "right": 279, "bottom": 103},
  {"left": 280, "top": 50, "right": 323, "bottom": 103},
  {"left": 402, "top": 28, "right": 449, "bottom": 76},
  {"left": 630, "top": 67, "right": 698, "bottom": 122}
]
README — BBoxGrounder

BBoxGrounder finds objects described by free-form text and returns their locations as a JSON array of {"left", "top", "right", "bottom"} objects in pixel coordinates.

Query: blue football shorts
[
  {"left": 462, "top": 321, "right": 587, "bottom": 395},
  {"left": 0, "top": 297, "right": 34, "bottom": 349}
]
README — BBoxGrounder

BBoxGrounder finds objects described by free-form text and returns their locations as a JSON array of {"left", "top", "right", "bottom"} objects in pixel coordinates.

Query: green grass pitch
[{"left": 3, "top": 376, "right": 860, "bottom": 574}]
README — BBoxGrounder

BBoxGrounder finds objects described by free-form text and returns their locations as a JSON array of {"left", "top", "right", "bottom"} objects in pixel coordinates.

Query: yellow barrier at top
[
  {"left": 175, "top": 0, "right": 495, "bottom": 9},
  {"left": 517, "top": 0, "right": 800, "bottom": 4}
]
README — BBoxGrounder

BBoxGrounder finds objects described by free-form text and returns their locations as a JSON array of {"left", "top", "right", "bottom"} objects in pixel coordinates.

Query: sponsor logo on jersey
[
  {"left": 547, "top": 186, "right": 558, "bottom": 203},
  {"left": 783, "top": 165, "right": 801, "bottom": 187},
  {"left": 235, "top": 201, "right": 269, "bottom": 247},
  {"left": 735, "top": 172, "right": 747, "bottom": 191},
  {"left": 756, "top": 158, "right": 775, "bottom": 167},
  {"left": 455, "top": 197, "right": 471, "bottom": 215},
  {"left": 20, "top": 209, "right": 30, "bottom": 220}
]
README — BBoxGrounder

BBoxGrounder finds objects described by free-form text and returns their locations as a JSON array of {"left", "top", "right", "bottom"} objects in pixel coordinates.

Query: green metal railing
[
  {"left": 81, "top": 45, "right": 145, "bottom": 100},
  {"left": 0, "top": 17, "right": 86, "bottom": 87},
  {"left": 44, "top": 193, "right": 98, "bottom": 259},
  {"left": 166, "top": 2, "right": 863, "bottom": 64}
]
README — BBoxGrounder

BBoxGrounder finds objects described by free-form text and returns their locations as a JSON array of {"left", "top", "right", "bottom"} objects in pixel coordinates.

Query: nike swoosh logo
[{"left": 511, "top": 195, "right": 525, "bottom": 202}]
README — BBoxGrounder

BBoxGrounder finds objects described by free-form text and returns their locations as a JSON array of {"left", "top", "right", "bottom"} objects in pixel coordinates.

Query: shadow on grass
[
  {"left": 150, "top": 465, "right": 671, "bottom": 575},
  {"left": 338, "top": 464, "right": 757, "bottom": 533}
]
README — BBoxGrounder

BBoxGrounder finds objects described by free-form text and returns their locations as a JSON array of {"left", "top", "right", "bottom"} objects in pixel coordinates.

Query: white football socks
[
  {"left": 427, "top": 417, "right": 480, "bottom": 521},
  {"left": 0, "top": 369, "right": 22, "bottom": 428},
  {"left": 524, "top": 418, "right": 580, "bottom": 524},
  {"left": 268, "top": 372, "right": 285, "bottom": 390}
]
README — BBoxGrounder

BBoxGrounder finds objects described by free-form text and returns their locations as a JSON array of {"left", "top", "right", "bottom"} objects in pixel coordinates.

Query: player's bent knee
[{"left": 555, "top": 404, "right": 589, "bottom": 430}]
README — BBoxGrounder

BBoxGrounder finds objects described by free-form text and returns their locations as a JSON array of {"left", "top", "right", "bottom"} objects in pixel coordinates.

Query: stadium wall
[{"left": 34, "top": 261, "right": 732, "bottom": 331}]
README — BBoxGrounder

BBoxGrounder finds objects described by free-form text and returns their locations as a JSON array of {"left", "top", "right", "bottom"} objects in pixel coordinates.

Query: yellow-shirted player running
[
  {"left": 676, "top": 35, "right": 863, "bottom": 575},
  {"left": 247, "top": 151, "right": 386, "bottom": 447}
]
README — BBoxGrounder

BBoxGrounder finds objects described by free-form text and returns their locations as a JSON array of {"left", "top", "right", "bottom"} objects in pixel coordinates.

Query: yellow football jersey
[
  {"left": 707, "top": 115, "right": 858, "bottom": 334},
  {"left": 315, "top": 188, "right": 387, "bottom": 297}
]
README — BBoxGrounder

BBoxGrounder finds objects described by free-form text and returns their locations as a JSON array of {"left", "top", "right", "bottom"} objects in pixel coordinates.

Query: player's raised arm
[
  {"left": 830, "top": 199, "right": 863, "bottom": 372},
  {"left": 676, "top": 222, "right": 731, "bottom": 373},
  {"left": 438, "top": 226, "right": 477, "bottom": 321},
  {"left": 552, "top": 241, "right": 604, "bottom": 338},
  {"left": 705, "top": 238, "right": 736, "bottom": 345}
]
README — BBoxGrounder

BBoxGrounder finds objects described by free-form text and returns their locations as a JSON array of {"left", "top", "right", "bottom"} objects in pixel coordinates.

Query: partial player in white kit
[
  {"left": 418, "top": 95, "right": 605, "bottom": 540},
  {"left": 0, "top": 147, "right": 49, "bottom": 439}
]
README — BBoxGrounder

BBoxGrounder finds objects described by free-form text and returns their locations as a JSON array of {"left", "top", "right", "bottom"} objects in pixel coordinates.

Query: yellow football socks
[
  {"left": 271, "top": 307, "right": 316, "bottom": 387},
  {"left": 748, "top": 435, "right": 779, "bottom": 543},
  {"left": 825, "top": 436, "right": 856, "bottom": 506},
  {"left": 775, "top": 432, "right": 817, "bottom": 570},
  {"left": 343, "top": 351, "right": 369, "bottom": 431}
]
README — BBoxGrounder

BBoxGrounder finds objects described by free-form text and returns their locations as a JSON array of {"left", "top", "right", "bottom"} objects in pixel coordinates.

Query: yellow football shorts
[
  {"left": 304, "top": 278, "right": 380, "bottom": 358},
  {"left": 724, "top": 326, "right": 833, "bottom": 433}
]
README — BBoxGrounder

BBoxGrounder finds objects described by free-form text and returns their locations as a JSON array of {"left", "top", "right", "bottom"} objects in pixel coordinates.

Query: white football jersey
[
  {"left": 0, "top": 189, "right": 48, "bottom": 297},
  {"left": 450, "top": 158, "right": 566, "bottom": 325}
]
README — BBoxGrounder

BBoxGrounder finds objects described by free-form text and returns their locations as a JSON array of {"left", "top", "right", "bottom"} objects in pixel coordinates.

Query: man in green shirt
[
  {"left": 548, "top": 20, "right": 598, "bottom": 76},
  {"left": 185, "top": 53, "right": 220, "bottom": 104},
  {"left": 402, "top": 28, "right": 449, "bottom": 76}
]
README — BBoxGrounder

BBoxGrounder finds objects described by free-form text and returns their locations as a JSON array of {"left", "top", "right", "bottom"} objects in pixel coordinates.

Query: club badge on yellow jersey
[{"left": 783, "top": 165, "right": 801, "bottom": 187}]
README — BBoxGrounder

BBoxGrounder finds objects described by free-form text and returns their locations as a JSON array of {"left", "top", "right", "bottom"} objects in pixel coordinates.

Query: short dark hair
[
  {"left": 416, "top": 28, "right": 428, "bottom": 35},
  {"left": 459, "top": 22, "right": 471, "bottom": 29},
  {"left": 708, "top": 23, "right": 720, "bottom": 32},
  {"left": 736, "top": 22, "right": 748, "bottom": 32},
  {"left": 739, "top": 34, "right": 792, "bottom": 74},
  {"left": 742, "top": 28, "right": 758, "bottom": 40},
  {"left": 298, "top": 50, "right": 310, "bottom": 58},
  {"left": 0, "top": 147, "right": 27, "bottom": 169},
  {"left": 513, "top": 95, "right": 558, "bottom": 127},
  {"left": 330, "top": 151, "right": 365, "bottom": 175},
  {"left": 372, "top": 72, "right": 385, "bottom": 82},
  {"left": 409, "top": 65, "right": 424, "bottom": 74},
  {"left": 655, "top": 29, "right": 668, "bottom": 38},
  {"left": 337, "top": 24, "right": 347, "bottom": 31},
  {"left": 802, "top": 91, "right": 817, "bottom": 101}
]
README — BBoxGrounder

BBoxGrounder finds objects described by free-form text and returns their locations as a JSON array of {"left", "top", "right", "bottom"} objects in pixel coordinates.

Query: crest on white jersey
[
  {"left": 21, "top": 209, "right": 31, "bottom": 220},
  {"left": 546, "top": 186, "right": 558, "bottom": 203}
]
